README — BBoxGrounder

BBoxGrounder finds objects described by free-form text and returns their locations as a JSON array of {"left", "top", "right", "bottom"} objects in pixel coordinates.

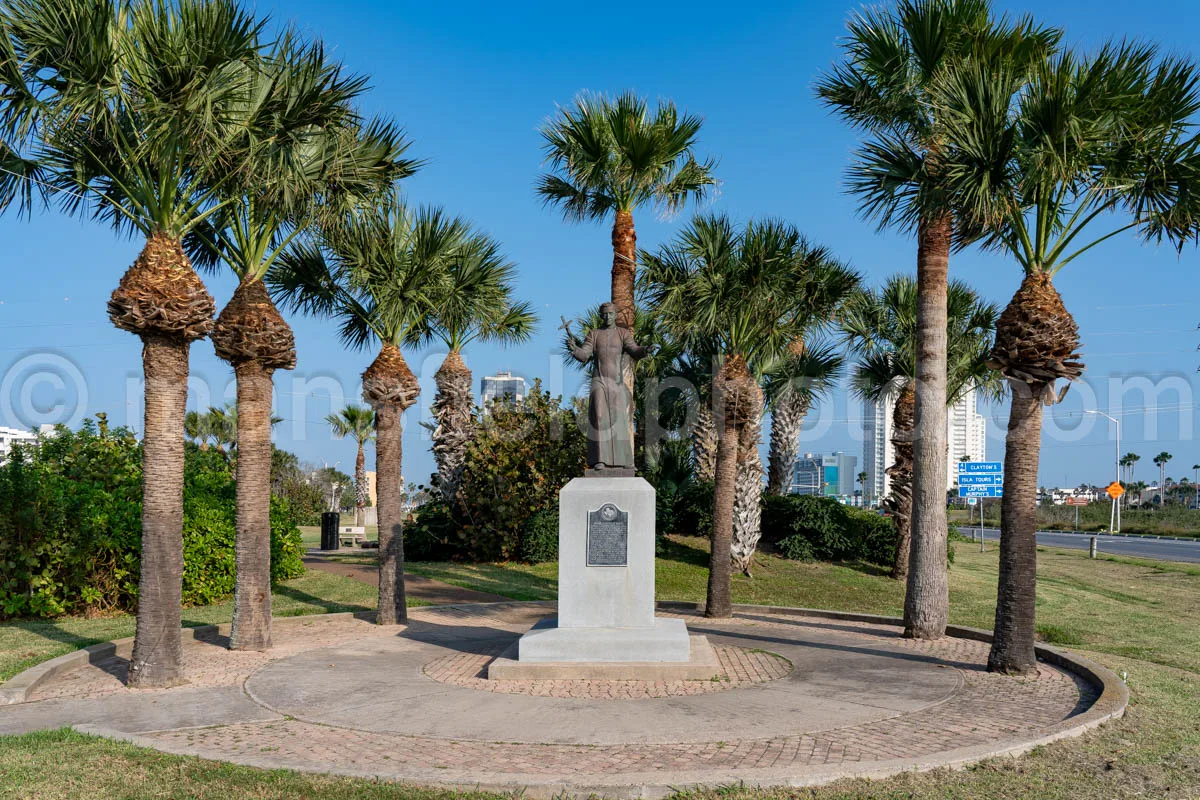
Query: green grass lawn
[{"left": 2, "top": 537, "right": 1199, "bottom": 799}]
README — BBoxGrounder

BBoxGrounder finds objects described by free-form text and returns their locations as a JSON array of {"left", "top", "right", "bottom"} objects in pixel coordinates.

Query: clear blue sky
[{"left": 2, "top": 0, "right": 1197, "bottom": 489}]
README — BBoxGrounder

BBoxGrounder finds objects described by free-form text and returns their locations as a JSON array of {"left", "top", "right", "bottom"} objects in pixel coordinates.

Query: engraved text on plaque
[{"left": 586, "top": 503, "right": 628, "bottom": 567}]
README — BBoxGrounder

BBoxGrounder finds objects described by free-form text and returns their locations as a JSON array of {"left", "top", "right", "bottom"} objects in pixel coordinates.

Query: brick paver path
[
  {"left": 12, "top": 603, "right": 1102, "bottom": 793},
  {"left": 423, "top": 643, "right": 793, "bottom": 698}
]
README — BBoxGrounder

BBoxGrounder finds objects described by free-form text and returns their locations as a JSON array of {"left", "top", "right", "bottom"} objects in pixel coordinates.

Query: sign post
[{"left": 958, "top": 462, "right": 1002, "bottom": 553}]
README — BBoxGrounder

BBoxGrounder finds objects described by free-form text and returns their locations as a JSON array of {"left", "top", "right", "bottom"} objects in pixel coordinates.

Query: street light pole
[{"left": 1083, "top": 410, "right": 1120, "bottom": 533}]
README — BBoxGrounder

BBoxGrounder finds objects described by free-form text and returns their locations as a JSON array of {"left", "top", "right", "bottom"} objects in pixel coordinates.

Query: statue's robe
[{"left": 571, "top": 326, "right": 649, "bottom": 468}]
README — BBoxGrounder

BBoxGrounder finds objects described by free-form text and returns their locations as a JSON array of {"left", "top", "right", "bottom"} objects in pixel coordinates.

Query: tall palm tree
[
  {"left": 326, "top": 405, "right": 375, "bottom": 526},
  {"left": 816, "top": 0, "right": 1060, "bottom": 640},
  {"left": 857, "top": 471, "right": 869, "bottom": 505},
  {"left": 189, "top": 34, "right": 416, "bottom": 651},
  {"left": 410, "top": 235, "right": 535, "bottom": 500},
  {"left": 1, "top": 0, "right": 270, "bottom": 687},
  {"left": 537, "top": 92, "right": 717, "bottom": 449},
  {"left": 272, "top": 195, "right": 463, "bottom": 625},
  {"left": 642, "top": 214, "right": 833, "bottom": 615},
  {"left": 841, "top": 275, "right": 1001, "bottom": 580},
  {"left": 1192, "top": 464, "right": 1199, "bottom": 508},
  {"left": 537, "top": 92, "right": 718, "bottom": 332},
  {"left": 1154, "top": 452, "right": 1173, "bottom": 507},
  {"left": 932, "top": 41, "right": 1200, "bottom": 674}
]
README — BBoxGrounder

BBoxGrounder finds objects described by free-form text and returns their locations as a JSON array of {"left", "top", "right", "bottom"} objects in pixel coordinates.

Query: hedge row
[{"left": 0, "top": 419, "right": 304, "bottom": 620}]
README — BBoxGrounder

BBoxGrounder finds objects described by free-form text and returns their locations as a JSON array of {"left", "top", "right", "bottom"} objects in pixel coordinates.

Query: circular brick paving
[
  {"left": 3, "top": 602, "right": 1126, "bottom": 798},
  {"left": 422, "top": 644, "right": 793, "bottom": 699}
]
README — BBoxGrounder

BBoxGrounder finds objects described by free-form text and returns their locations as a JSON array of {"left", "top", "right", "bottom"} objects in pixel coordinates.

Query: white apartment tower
[
  {"left": 862, "top": 396, "right": 894, "bottom": 505},
  {"left": 861, "top": 387, "right": 987, "bottom": 502}
]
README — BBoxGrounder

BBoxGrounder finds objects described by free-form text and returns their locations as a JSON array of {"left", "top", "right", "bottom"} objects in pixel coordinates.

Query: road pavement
[{"left": 965, "top": 527, "right": 1200, "bottom": 563}]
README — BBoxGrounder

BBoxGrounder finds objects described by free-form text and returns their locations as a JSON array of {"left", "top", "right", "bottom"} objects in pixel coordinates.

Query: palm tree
[
  {"left": 0, "top": 0, "right": 273, "bottom": 687},
  {"left": 841, "top": 275, "right": 1001, "bottom": 581},
  {"left": 537, "top": 92, "right": 717, "bottom": 332},
  {"left": 642, "top": 214, "right": 833, "bottom": 614},
  {"left": 184, "top": 411, "right": 213, "bottom": 450},
  {"left": 188, "top": 34, "right": 415, "bottom": 651},
  {"left": 764, "top": 342, "right": 846, "bottom": 496},
  {"left": 1192, "top": 464, "right": 1199, "bottom": 509},
  {"left": 326, "top": 406, "right": 375, "bottom": 526},
  {"left": 816, "top": 0, "right": 1059, "bottom": 641},
  {"left": 537, "top": 92, "right": 717, "bottom": 449},
  {"left": 209, "top": 404, "right": 244, "bottom": 457},
  {"left": 932, "top": 41, "right": 1200, "bottom": 674},
  {"left": 1122, "top": 452, "right": 1141, "bottom": 508},
  {"left": 762, "top": 243, "right": 859, "bottom": 496},
  {"left": 409, "top": 234, "right": 535, "bottom": 500},
  {"left": 857, "top": 471, "right": 869, "bottom": 506},
  {"left": 272, "top": 195, "right": 465, "bottom": 625},
  {"left": 1154, "top": 452, "right": 1173, "bottom": 507}
]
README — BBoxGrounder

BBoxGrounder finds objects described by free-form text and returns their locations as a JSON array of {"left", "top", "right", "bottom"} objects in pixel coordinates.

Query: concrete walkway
[
  {"left": 0, "top": 602, "right": 1125, "bottom": 797},
  {"left": 302, "top": 554, "right": 511, "bottom": 604}
]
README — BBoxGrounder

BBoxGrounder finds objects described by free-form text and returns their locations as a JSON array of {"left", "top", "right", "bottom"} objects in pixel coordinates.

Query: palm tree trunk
[
  {"left": 766, "top": 389, "right": 810, "bottom": 495},
  {"left": 904, "top": 212, "right": 951, "bottom": 640},
  {"left": 988, "top": 379, "right": 1043, "bottom": 675},
  {"left": 888, "top": 384, "right": 916, "bottom": 581},
  {"left": 730, "top": 416, "right": 764, "bottom": 575},
  {"left": 128, "top": 335, "right": 189, "bottom": 688},
  {"left": 611, "top": 210, "right": 637, "bottom": 331},
  {"left": 707, "top": 411, "right": 738, "bottom": 618},
  {"left": 354, "top": 442, "right": 367, "bottom": 527},
  {"left": 612, "top": 210, "right": 637, "bottom": 458},
  {"left": 229, "top": 361, "right": 273, "bottom": 651},
  {"left": 431, "top": 350, "right": 473, "bottom": 499},
  {"left": 692, "top": 402, "right": 717, "bottom": 483},
  {"left": 375, "top": 403, "right": 407, "bottom": 625}
]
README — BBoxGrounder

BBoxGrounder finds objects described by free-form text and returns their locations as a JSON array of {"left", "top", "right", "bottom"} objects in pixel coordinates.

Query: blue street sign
[
  {"left": 967, "top": 497, "right": 978, "bottom": 505},
  {"left": 958, "top": 474, "right": 1002, "bottom": 486},
  {"left": 959, "top": 484, "right": 1003, "bottom": 497},
  {"left": 958, "top": 461, "right": 1003, "bottom": 474}
]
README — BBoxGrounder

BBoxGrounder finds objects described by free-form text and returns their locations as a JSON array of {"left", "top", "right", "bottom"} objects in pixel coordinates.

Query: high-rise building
[
  {"left": 861, "top": 387, "right": 987, "bottom": 500},
  {"left": 0, "top": 425, "right": 40, "bottom": 462},
  {"left": 862, "top": 397, "right": 894, "bottom": 506},
  {"left": 946, "top": 389, "right": 988, "bottom": 482},
  {"left": 791, "top": 451, "right": 858, "bottom": 501},
  {"left": 480, "top": 371, "right": 526, "bottom": 409}
]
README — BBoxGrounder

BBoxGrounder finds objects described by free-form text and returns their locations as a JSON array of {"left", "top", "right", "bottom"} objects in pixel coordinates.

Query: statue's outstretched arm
[
  {"left": 570, "top": 330, "right": 594, "bottom": 363},
  {"left": 621, "top": 327, "right": 653, "bottom": 360}
]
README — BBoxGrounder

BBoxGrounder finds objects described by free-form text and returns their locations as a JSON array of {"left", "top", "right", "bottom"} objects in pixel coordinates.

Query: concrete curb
[
  {"left": 0, "top": 612, "right": 358, "bottom": 706},
  {"left": 658, "top": 601, "right": 1130, "bottom": 743}
]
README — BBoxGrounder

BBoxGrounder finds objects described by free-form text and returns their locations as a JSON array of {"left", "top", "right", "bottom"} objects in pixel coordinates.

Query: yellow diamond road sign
[{"left": 1106, "top": 481, "right": 1125, "bottom": 500}]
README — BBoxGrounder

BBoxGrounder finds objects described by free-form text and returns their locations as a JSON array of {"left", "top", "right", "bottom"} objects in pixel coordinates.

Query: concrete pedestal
[{"left": 502, "top": 476, "right": 699, "bottom": 672}]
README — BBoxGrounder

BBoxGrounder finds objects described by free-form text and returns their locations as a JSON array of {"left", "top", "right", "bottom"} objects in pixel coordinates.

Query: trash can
[{"left": 320, "top": 511, "right": 340, "bottom": 550}]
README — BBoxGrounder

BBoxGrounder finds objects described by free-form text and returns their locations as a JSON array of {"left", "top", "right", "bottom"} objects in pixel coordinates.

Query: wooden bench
[{"left": 338, "top": 526, "right": 366, "bottom": 548}]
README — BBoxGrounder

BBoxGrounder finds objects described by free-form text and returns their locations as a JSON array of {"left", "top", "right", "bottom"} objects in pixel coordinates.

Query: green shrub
[
  {"left": 520, "top": 509, "right": 559, "bottom": 563},
  {"left": 0, "top": 416, "right": 304, "bottom": 620},
  {"left": 404, "top": 500, "right": 461, "bottom": 562},
  {"left": 844, "top": 507, "right": 899, "bottom": 566},
  {"left": 451, "top": 382, "right": 585, "bottom": 561},
  {"left": 762, "top": 494, "right": 897, "bottom": 567},
  {"left": 673, "top": 480, "right": 714, "bottom": 538}
]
